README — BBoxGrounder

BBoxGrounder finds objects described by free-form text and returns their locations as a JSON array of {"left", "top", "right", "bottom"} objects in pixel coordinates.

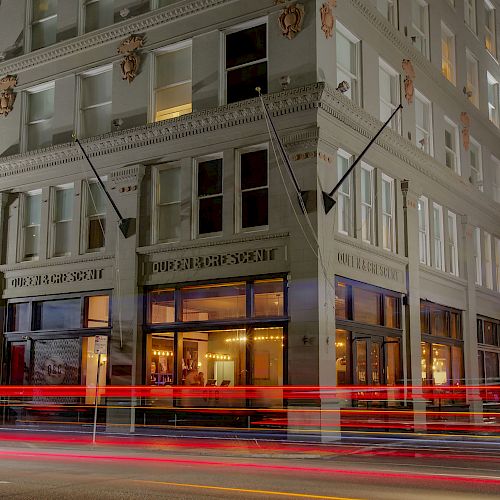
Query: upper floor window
[
  {"left": 196, "top": 157, "right": 223, "bottom": 236},
  {"left": 465, "top": 50, "right": 479, "bottom": 107},
  {"left": 432, "top": 203, "right": 445, "bottom": 271},
  {"left": 360, "top": 163, "right": 375, "bottom": 245},
  {"left": 474, "top": 227, "right": 482, "bottom": 286},
  {"left": 444, "top": 117, "right": 460, "bottom": 173},
  {"left": 51, "top": 184, "right": 74, "bottom": 257},
  {"left": 84, "top": 0, "right": 114, "bottom": 33},
  {"left": 441, "top": 23, "right": 456, "bottom": 85},
  {"left": 411, "top": 0, "right": 429, "bottom": 59},
  {"left": 381, "top": 174, "right": 395, "bottom": 252},
  {"left": 26, "top": 82, "right": 55, "bottom": 151},
  {"left": 374, "top": 0, "right": 398, "bottom": 26},
  {"left": 337, "top": 150, "right": 353, "bottom": 236},
  {"left": 154, "top": 165, "right": 181, "bottom": 243},
  {"left": 418, "top": 195, "right": 430, "bottom": 265},
  {"left": 31, "top": 0, "right": 57, "bottom": 50},
  {"left": 415, "top": 90, "right": 433, "bottom": 155},
  {"left": 447, "top": 211, "right": 459, "bottom": 276},
  {"left": 469, "top": 137, "right": 484, "bottom": 191},
  {"left": 84, "top": 180, "right": 106, "bottom": 252},
  {"left": 493, "top": 155, "right": 500, "bottom": 203},
  {"left": 488, "top": 73, "right": 499, "bottom": 126},
  {"left": 485, "top": 1, "right": 497, "bottom": 57},
  {"left": 336, "top": 24, "right": 361, "bottom": 105},
  {"left": 225, "top": 22, "right": 267, "bottom": 104},
  {"left": 465, "top": 0, "right": 477, "bottom": 33},
  {"left": 485, "top": 231, "right": 494, "bottom": 289},
  {"left": 22, "top": 190, "right": 42, "bottom": 261},
  {"left": 238, "top": 147, "right": 268, "bottom": 231},
  {"left": 80, "top": 66, "right": 112, "bottom": 138},
  {"left": 379, "top": 59, "right": 400, "bottom": 131},
  {"left": 154, "top": 41, "right": 192, "bottom": 122}
]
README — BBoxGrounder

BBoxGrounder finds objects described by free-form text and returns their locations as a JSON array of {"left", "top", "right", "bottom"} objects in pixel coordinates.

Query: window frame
[
  {"left": 432, "top": 202, "right": 445, "bottom": 272},
  {"left": 446, "top": 211, "right": 459, "bottom": 277},
  {"left": 374, "top": 0, "right": 398, "bottom": 27},
  {"left": 465, "top": 0, "right": 478, "bottom": 34},
  {"left": 336, "top": 22, "right": 362, "bottom": 106},
  {"left": 336, "top": 149, "right": 354, "bottom": 236},
  {"left": 484, "top": 231, "right": 494, "bottom": 289},
  {"left": 29, "top": 0, "right": 58, "bottom": 51},
  {"left": 474, "top": 226, "right": 483, "bottom": 286},
  {"left": 414, "top": 89, "right": 433, "bottom": 155},
  {"left": 418, "top": 195, "right": 430, "bottom": 266},
  {"left": 18, "top": 189, "right": 43, "bottom": 263},
  {"left": 381, "top": 173, "right": 396, "bottom": 252},
  {"left": 469, "top": 137, "right": 484, "bottom": 191},
  {"left": 485, "top": 0, "right": 497, "bottom": 58},
  {"left": 236, "top": 144, "right": 269, "bottom": 233},
  {"left": 379, "top": 58, "right": 401, "bottom": 132},
  {"left": 81, "top": 178, "right": 107, "bottom": 254},
  {"left": 411, "top": 0, "right": 430, "bottom": 59},
  {"left": 444, "top": 117, "right": 461, "bottom": 174},
  {"left": 360, "top": 162, "right": 375, "bottom": 245},
  {"left": 487, "top": 72, "right": 500, "bottom": 127},
  {"left": 441, "top": 22, "right": 456, "bottom": 85},
  {"left": 49, "top": 183, "right": 74, "bottom": 258},
  {"left": 81, "top": 0, "right": 114, "bottom": 34},
  {"left": 465, "top": 49, "right": 479, "bottom": 107},
  {"left": 495, "top": 237, "right": 500, "bottom": 292}
]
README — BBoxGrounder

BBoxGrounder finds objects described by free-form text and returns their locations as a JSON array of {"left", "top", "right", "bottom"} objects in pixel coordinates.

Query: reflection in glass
[
  {"left": 150, "top": 289, "right": 175, "bottom": 324},
  {"left": 353, "top": 287, "right": 381, "bottom": 325},
  {"left": 335, "top": 281, "right": 348, "bottom": 319},
  {"left": 147, "top": 334, "right": 174, "bottom": 386},
  {"left": 254, "top": 279, "right": 284, "bottom": 317},
  {"left": 37, "top": 299, "right": 81, "bottom": 330},
  {"left": 335, "top": 330, "right": 349, "bottom": 385},
  {"left": 9, "top": 303, "right": 31, "bottom": 332},
  {"left": 356, "top": 340, "right": 367, "bottom": 384}
]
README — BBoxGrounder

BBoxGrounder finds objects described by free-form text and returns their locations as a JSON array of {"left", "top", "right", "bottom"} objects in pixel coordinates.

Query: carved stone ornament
[
  {"left": 320, "top": 1, "right": 336, "bottom": 39},
  {"left": 460, "top": 111, "right": 470, "bottom": 151},
  {"left": 117, "top": 35, "right": 145, "bottom": 83},
  {"left": 0, "top": 75, "right": 17, "bottom": 117},
  {"left": 402, "top": 59, "right": 415, "bottom": 105},
  {"left": 278, "top": 3, "right": 305, "bottom": 40}
]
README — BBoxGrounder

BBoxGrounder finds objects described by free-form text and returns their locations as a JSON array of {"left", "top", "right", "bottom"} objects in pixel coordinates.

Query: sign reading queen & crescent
[{"left": 152, "top": 248, "right": 277, "bottom": 273}]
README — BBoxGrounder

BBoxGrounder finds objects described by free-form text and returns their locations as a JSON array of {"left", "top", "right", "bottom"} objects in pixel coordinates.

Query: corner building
[{"left": 0, "top": 0, "right": 499, "bottom": 427}]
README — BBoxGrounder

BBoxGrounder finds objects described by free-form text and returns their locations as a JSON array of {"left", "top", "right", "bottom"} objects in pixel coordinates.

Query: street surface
[{"left": 0, "top": 431, "right": 499, "bottom": 499}]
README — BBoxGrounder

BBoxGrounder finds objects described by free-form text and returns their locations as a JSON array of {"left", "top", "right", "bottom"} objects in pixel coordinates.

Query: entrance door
[
  {"left": 10, "top": 343, "right": 26, "bottom": 385},
  {"left": 353, "top": 336, "right": 399, "bottom": 386}
]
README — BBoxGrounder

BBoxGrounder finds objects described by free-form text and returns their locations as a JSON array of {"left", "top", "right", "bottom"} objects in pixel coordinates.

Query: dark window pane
[
  {"left": 241, "top": 150, "right": 268, "bottom": 190},
  {"left": 485, "top": 351, "right": 500, "bottom": 382},
  {"left": 353, "top": 287, "right": 381, "bottom": 325},
  {"left": 384, "top": 296, "right": 400, "bottom": 328},
  {"left": 420, "top": 302, "right": 429, "bottom": 334},
  {"left": 484, "top": 321, "right": 495, "bottom": 345},
  {"left": 254, "top": 279, "right": 284, "bottom": 317},
  {"left": 36, "top": 299, "right": 82, "bottom": 330},
  {"left": 451, "top": 345, "right": 463, "bottom": 385},
  {"left": 478, "top": 351, "right": 485, "bottom": 384},
  {"left": 450, "top": 312, "right": 461, "bottom": 339},
  {"left": 8, "top": 303, "right": 31, "bottom": 332},
  {"left": 198, "top": 159, "right": 222, "bottom": 196},
  {"left": 150, "top": 289, "right": 175, "bottom": 324},
  {"left": 477, "top": 319, "right": 484, "bottom": 343},
  {"left": 335, "top": 281, "right": 349, "bottom": 319},
  {"left": 88, "top": 217, "right": 105, "bottom": 250},
  {"left": 226, "top": 24, "right": 266, "bottom": 68},
  {"left": 227, "top": 61, "right": 267, "bottom": 104},
  {"left": 199, "top": 196, "right": 223, "bottom": 234},
  {"left": 431, "top": 308, "right": 447, "bottom": 337},
  {"left": 242, "top": 188, "right": 268, "bottom": 228}
]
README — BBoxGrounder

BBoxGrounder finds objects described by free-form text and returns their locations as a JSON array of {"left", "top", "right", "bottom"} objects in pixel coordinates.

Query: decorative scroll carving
[
  {"left": 0, "top": 75, "right": 17, "bottom": 117},
  {"left": 460, "top": 112, "right": 470, "bottom": 151},
  {"left": 278, "top": 3, "right": 305, "bottom": 40},
  {"left": 117, "top": 35, "right": 145, "bottom": 83},
  {"left": 402, "top": 59, "right": 415, "bottom": 105},
  {"left": 320, "top": 1, "right": 336, "bottom": 39}
]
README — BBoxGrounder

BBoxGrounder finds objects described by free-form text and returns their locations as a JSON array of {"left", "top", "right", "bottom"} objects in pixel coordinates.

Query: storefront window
[
  {"left": 450, "top": 312, "right": 461, "bottom": 340},
  {"left": 386, "top": 337, "right": 400, "bottom": 385},
  {"left": 336, "top": 330, "right": 349, "bottom": 385},
  {"left": 478, "top": 351, "right": 485, "bottom": 384},
  {"left": 432, "top": 344, "right": 450, "bottom": 386},
  {"left": 81, "top": 336, "right": 107, "bottom": 404},
  {"left": 485, "top": 351, "right": 500, "bottom": 382},
  {"left": 385, "top": 296, "right": 400, "bottom": 328},
  {"left": 451, "top": 345, "right": 464, "bottom": 385},
  {"left": 431, "top": 308, "right": 447, "bottom": 337},
  {"left": 356, "top": 339, "right": 367, "bottom": 384},
  {"left": 36, "top": 298, "right": 81, "bottom": 330},
  {"left": 335, "top": 282, "right": 348, "bottom": 319},
  {"left": 484, "top": 321, "right": 496, "bottom": 345},
  {"left": 147, "top": 333, "right": 174, "bottom": 386},
  {"left": 420, "top": 302, "right": 430, "bottom": 334},
  {"left": 181, "top": 283, "right": 246, "bottom": 321},
  {"left": 421, "top": 342, "right": 430, "bottom": 384},
  {"left": 150, "top": 289, "right": 175, "bottom": 324},
  {"left": 251, "top": 328, "right": 284, "bottom": 386},
  {"left": 8, "top": 303, "right": 31, "bottom": 332},
  {"left": 254, "top": 279, "right": 284, "bottom": 317},
  {"left": 86, "top": 295, "right": 109, "bottom": 327},
  {"left": 353, "top": 287, "right": 381, "bottom": 325}
]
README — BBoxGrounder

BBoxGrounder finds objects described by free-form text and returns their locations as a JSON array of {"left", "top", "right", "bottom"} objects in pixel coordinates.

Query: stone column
[
  {"left": 0, "top": 192, "right": 10, "bottom": 383},
  {"left": 106, "top": 164, "right": 145, "bottom": 432}
]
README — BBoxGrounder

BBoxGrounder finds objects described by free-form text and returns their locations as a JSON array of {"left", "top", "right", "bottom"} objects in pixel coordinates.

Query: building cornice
[
  {"left": 0, "top": 253, "right": 115, "bottom": 273},
  {"left": 0, "top": 0, "right": 232, "bottom": 76}
]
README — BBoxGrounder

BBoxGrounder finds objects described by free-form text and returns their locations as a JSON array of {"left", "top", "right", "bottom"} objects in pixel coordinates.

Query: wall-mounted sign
[
  {"left": 337, "top": 252, "right": 399, "bottom": 282},
  {"left": 152, "top": 248, "right": 277, "bottom": 274},
  {"left": 10, "top": 269, "right": 104, "bottom": 288},
  {"left": 94, "top": 335, "right": 108, "bottom": 355}
]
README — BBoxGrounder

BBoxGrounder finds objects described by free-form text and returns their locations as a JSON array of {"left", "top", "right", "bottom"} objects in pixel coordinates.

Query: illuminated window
[
  {"left": 336, "top": 23, "right": 361, "bottom": 104},
  {"left": 86, "top": 295, "right": 110, "bottom": 327},
  {"left": 196, "top": 157, "right": 223, "bottom": 236},
  {"left": 411, "top": 0, "right": 429, "bottom": 58},
  {"left": 353, "top": 287, "right": 381, "bottom": 325},
  {"left": 441, "top": 23, "right": 456, "bottom": 84},
  {"left": 337, "top": 150, "right": 353, "bottom": 236},
  {"left": 147, "top": 333, "right": 174, "bottom": 385},
  {"left": 84, "top": 0, "right": 113, "bottom": 33},
  {"left": 22, "top": 190, "right": 42, "bottom": 261},
  {"left": 485, "top": 1, "right": 497, "bottom": 57},
  {"left": 225, "top": 22, "right": 267, "bottom": 104},
  {"left": 465, "top": 49, "right": 479, "bottom": 107},
  {"left": 154, "top": 42, "right": 192, "bottom": 122},
  {"left": 254, "top": 279, "right": 284, "bottom": 317},
  {"left": 31, "top": 0, "right": 57, "bottom": 50},
  {"left": 52, "top": 184, "right": 74, "bottom": 257}
]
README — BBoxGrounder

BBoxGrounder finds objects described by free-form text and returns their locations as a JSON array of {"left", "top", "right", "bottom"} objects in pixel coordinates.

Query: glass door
[{"left": 9, "top": 343, "right": 26, "bottom": 385}]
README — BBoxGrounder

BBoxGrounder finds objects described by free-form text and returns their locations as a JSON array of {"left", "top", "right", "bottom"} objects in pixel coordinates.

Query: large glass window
[
  {"left": 415, "top": 90, "right": 432, "bottom": 154},
  {"left": 80, "top": 67, "right": 112, "bottom": 138},
  {"left": 84, "top": 0, "right": 114, "bottom": 33},
  {"left": 52, "top": 184, "right": 74, "bottom": 257},
  {"left": 336, "top": 24, "right": 361, "bottom": 104},
  {"left": 36, "top": 298, "right": 82, "bottom": 331},
  {"left": 444, "top": 118, "right": 460, "bottom": 173},
  {"left": 353, "top": 287, "right": 381, "bottom": 325},
  {"left": 197, "top": 158, "right": 223, "bottom": 235},
  {"left": 381, "top": 174, "right": 395, "bottom": 252},
  {"left": 32, "top": 0, "right": 57, "bottom": 50},
  {"left": 441, "top": 23, "right": 456, "bottom": 84},
  {"left": 86, "top": 295, "right": 110, "bottom": 327},
  {"left": 336, "top": 151, "right": 353, "bottom": 236},
  {"left": 254, "top": 279, "right": 284, "bottom": 317},
  {"left": 7, "top": 303, "right": 31, "bottom": 332},
  {"left": 418, "top": 196, "right": 430, "bottom": 265},
  {"left": 23, "top": 191, "right": 42, "bottom": 260},
  {"left": 226, "top": 23, "right": 267, "bottom": 104},
  {"left": 147, "top": 333, "right": 175, "bottom": 385},
  {"left": 239, "top": 148, "right": 268, "bottom": 229},
  {"left": 379, "top": 60, "right": 400, "bottom": 131},
  {"left": 26, "top": 84, "right": 55, "bottom": 151},
  {"left": 478, "top": 317, "right": 500, "bottom": 384},
  {"left": 433, "top": 203, "right": 445, "bottom": 271},
  {"left": 487, "top": 73, "right": 499, "bottom": 126},
  {"left": 156, "top": 166, "right": 181, "bottom": 242},
  {"left": 469, "top": 138, "right": 483, "bottom": 190},
  {"left": 150, "top": 289, "right": 175, "bottom": 324},
  {"left": 411, "top": 0, "right": 429, "bottom": 58},
  {"left": 85, "top": 180, "right": 106, "bottom": 251},
  {"left": 465, "top": 49, "right": 479, "bottom": 107},
  {"left": 360, "top": 163, "right": 375, "bottom": 244},
  {"left": 154, "top": 42, "right": 192, "bottom": 122},
  {"left": 485, "top": 0, "right": 497, "bottom": 57}
]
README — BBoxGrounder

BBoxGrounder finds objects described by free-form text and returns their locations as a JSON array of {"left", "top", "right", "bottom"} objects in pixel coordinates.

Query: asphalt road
[{"left": 0, "top": 436, "right": 499, "bottom": 499}]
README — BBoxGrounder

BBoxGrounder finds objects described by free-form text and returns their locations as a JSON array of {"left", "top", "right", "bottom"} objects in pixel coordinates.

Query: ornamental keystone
[{"left": 118, "top": 34, "right": 145, "bottom": 83}]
